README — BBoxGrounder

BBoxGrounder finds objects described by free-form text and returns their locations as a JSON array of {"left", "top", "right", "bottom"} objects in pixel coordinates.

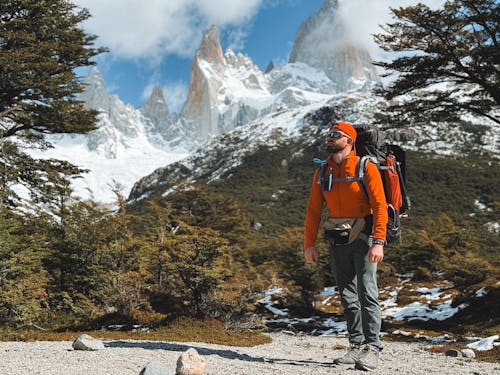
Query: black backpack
[{"left": 314, "top": 124, "right": 410, "bottom": 243}]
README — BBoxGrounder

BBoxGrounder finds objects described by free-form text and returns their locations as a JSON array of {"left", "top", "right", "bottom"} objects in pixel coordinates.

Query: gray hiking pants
[{"left": 329, "top": 238, "right": 381, "bottom": 348}]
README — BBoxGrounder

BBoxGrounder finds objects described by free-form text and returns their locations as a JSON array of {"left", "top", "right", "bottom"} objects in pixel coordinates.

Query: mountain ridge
[{"left": 30, "top": 1, "right": 498, "bottom": 204}]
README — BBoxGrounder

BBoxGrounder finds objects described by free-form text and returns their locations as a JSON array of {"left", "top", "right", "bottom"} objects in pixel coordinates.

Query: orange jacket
[{"left": 304, "top": 150, "right": 388, "bottom": 248}]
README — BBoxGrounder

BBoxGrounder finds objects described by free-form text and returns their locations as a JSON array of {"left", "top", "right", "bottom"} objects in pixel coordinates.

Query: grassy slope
[{"left": 206, "top": 140, "right": 500, "bottom": 333}]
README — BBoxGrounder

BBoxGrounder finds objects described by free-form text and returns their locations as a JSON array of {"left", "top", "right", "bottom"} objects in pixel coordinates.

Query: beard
[{"left": 326, "top": 143, "right": 345, "bottom": 154}]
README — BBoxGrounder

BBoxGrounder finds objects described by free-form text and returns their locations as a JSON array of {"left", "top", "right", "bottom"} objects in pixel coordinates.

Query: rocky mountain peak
[
  {"left": 80, "top": 67, "right": 111, "bottom": 111},
  {"left": 140, "top": 85, "right": 169, "bottom": 120},
  {"left": 322, "top": 0, "right": 338, "bottom": 10},
  {"left": 150, "top": 85, "right": 166, "bottom": 102},
  {"left": 289, "top": 0, "right": 379, "bottom": 91},
  {"left": 182, "top": 26, "right": 226, "bottom": 139},
  {"left": 197, "top": 25, "right": 224, "bottom": 65},
  {"left": 139, "top": 85, "right": 173, "bottom": 145}
]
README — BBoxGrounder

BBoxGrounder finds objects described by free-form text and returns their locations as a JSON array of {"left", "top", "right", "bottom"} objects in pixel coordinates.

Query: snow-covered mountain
[
  {"left": 28, "top": 0, "right": 497, "bottom": 205},
  {"left": 181, "top": 25, "right": 337, "bottom": 142},
  {"left": 289, "top": 0, "right": 380, "bottom": 91},
  {"left": 129, "top": 82, "right": 499, "bottom": 203},
  {"left": 29, "top": 68, "right": 191, "bottom": 203}
]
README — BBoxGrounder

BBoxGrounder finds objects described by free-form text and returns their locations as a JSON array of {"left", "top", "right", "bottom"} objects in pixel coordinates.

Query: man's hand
[
  {"left": 368, "top": 244, "right": 384, "bottom": 263},
  {"left": 304, "top": 246, "right": 318, "bottom": 265}
]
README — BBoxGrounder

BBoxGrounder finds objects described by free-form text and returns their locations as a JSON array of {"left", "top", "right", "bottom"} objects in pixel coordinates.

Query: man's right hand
[{"left": 304, "top": 246, "right": 318, "bottom": 265}]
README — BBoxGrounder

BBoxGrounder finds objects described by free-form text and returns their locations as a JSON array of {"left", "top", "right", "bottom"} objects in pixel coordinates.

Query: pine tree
[
  {"left": 0, "top": 0, "right": 106, "bottom": 205},
  {"left": 169, "top": 184, "right": 250, "bottom": 244},
  {"left": 99, "top": 193, "right": 147, "bottom": 318},
  {"left": 139, "top": 201, "right": 178, "bottom": 289},
  {"left": 169, "top": 226, "right": 231, "bottom": 318},
  {"left": 373, "top": 0, "right": 500, "bottom": 126},
  {"left": 0, "top": 208, "right": 50, "bottom": 326}
]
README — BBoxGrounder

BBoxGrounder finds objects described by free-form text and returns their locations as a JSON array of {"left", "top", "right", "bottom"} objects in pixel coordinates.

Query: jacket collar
[{"left": 327, "top": 150, "right": 357, "bottom": 168}]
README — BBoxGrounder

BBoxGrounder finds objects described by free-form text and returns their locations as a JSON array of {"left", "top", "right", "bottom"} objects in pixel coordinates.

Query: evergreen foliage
[
  {"left": 373, "top": 0, "right": 500, "bottom": 126},
  {"left": 168, "top": 184, "right": 251, "bottom": 244},
  {"left": 0, "top": 0, "right": 106, "bottom": 205},
  {"left": 138, "top": 201, "right": 178, "bottom": 290},
  {"left": 169, "top": 225, "right": 232, "bottom": 318},
  {"left": 0, "top": 208, "right": 49, "bottom": 326},
  {"left": 0, "top": 1, "right": 497, "bottom": 333}
]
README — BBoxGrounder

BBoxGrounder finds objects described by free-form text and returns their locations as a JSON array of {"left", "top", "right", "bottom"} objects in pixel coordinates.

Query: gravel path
[{"left": 0, "top": 333, "right": 498, "bottom": 375}]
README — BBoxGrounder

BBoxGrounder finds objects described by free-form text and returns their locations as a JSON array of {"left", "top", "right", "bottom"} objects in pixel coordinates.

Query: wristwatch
[{"left": 373, "top": 239, "right": 385, "bottom": 246}]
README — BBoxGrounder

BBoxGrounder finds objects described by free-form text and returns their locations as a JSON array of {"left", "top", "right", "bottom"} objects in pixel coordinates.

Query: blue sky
[{"left": 73, "top": 0, "right": 444, "bottom": 112}]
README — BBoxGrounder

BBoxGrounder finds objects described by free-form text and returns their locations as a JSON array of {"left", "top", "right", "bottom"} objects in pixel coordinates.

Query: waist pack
[{"left": 324, "top": 217, "right": 366, "bottom": 245}]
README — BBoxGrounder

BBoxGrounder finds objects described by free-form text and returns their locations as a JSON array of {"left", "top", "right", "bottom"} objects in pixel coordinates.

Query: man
[{"left": 304, "top": 120, "right": 388, "bottom": 371}]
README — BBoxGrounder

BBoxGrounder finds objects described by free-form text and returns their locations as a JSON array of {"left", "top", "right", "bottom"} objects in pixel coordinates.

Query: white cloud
[
  {"left": 74, "top": 0, "right": 263, "bottom": 59},
  {"left": 337, "top": 0, "right": 446, "bottom": 60},
  {"left": 162, "top": 81, "right": 188, "bottom": 113}
]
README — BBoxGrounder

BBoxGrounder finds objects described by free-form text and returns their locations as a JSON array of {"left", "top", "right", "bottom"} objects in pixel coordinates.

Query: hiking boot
[
  {"left": 333, "top": 344, "right": 362, "bottom": 365},
  {"left": 355, "top": 344, "right": 380, "bottom": 371}
]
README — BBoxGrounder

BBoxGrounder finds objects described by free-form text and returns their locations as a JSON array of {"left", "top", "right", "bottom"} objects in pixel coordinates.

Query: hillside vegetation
[{"left": 124, "top": 121, "right": 499, "bottom": 336}]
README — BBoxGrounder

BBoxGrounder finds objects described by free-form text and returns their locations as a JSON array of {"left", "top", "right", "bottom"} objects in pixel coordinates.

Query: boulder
[
  {"left": 176, "top": 348, "right": 206, "bottom": 375},
  {"left": 444, "top": 349, "right": 461, "bottom": 357},
  {"left": 139, "top": 361, "right": 170, "bottom": 375},
  {"left": 461, "top": 349, "right": 476, "bottom": 358},
  {"left": 72, "top": 334, "right": 105, "bottom": 351}
]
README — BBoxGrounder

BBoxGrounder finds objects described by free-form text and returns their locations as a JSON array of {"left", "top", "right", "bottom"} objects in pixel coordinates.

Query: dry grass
[
  {"left": 0, "top": 318, "right": 271, "bottom": 347},
  {"left": 475, "top": 346, "right": 500, "bottom": 363},
  {"left": 426, "top": 343, "right": 464, "bottom": 353}
]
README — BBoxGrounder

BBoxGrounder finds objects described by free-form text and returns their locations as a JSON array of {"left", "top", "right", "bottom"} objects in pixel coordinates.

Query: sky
[{"left": 73, "top": 0, "right": 445, "bottom": 113}]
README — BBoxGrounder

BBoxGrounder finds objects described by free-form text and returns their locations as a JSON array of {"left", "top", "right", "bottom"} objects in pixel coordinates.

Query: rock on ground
[
  {"left": 72, "top": 334, "right": 105, "bottom": 351},
  {"left": 0, "top": 333, "right": 498, "bottom": 375}
]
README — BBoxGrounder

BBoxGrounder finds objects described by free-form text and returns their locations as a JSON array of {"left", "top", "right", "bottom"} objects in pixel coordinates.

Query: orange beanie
[{"left": 330, "top": 121, "right": 357, "bottom": 142}]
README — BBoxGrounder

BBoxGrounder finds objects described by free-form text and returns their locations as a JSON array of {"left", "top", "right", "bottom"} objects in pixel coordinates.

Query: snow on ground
[
  {"left": 256, "top": 283, "right": 497, "bottom": 347},
  {"left": 381, "top": 285, "right": 468, "bottom": 322},
  {"left": 467, "top": 335, "right": 500, "bottom": 351}
]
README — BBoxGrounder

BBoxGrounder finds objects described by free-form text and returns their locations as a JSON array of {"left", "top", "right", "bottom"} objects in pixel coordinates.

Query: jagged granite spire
[
  {"left": 80, "top": 67, "right": 111, "bottom": 111},
  {"left": 289, "top": 0, "right": 379, "bottom": 91},
  {"left": 181, "top": 25, "right": 225, "bottom": 139},
  {"left": 265, "top": 60, "right": 274, "bottom": 73},
  {"left": 198, "top": 25, "right": 224, "bottom": 65},
  {"left": 140, "top": 85, "right": 169, "bottom": 124},
  {"left": 181, "top": 25, "right": 269, "bottom": 141}
]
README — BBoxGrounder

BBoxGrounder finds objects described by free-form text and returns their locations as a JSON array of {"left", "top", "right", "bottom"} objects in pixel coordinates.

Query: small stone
[
  {"left": 72, "top": 334, "right": 105, "bottom": 351},
  {"left": 176, "top": 348, "right": 206, "bottom": 375},
  {"left": 461, "top": 349, "right": 476, "bottom": 358},
  {"left": 139, "top": 361, "right": 170, "bottom": 375},
  {"left": 444, "top": 349, "right": 461, "bottom": 357}
]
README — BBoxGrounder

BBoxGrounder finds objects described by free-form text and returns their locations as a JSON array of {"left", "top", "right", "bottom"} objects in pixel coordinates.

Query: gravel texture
[{"left": 0, "top": 333, "right": 498, "bottom": 375}]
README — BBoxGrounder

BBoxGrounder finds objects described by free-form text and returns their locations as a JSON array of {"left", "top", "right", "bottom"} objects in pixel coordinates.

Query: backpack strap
[
  {"left": 313, "top": 158, "right": 327, "bottom": 185},
  {"left": 314, "top": 157, "right": 371, "bottom": 193},
  {"left": 357, "top": 156, "right": 379, "bottom": 198}
]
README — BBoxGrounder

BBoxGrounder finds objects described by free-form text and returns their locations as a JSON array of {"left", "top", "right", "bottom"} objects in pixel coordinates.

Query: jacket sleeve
[
  {"left": 304, "top": 169, "right": 324, "bottom": 249},
  {"left": 364, "top": 162, "right": 388, "bottom": 241}
]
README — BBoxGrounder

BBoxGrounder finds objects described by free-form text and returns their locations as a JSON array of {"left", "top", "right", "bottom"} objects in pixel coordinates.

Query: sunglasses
[{"left": 327, "top": 130, "right": 350, "bottom": 139}]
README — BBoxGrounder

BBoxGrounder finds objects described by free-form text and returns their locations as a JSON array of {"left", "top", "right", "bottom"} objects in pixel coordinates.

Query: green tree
[
  {"left": 99, "top": 194, "right": 146, "bottom": 319},
  {"left": 170, "top": 226, "right": 231, "bottom": 318},
  {"left": 169, "top": 184, "right": 250, "bottom": 244},
  {"left": 373, "top": 0, "right": 500, "bottom": 126},
  {"left": 0, "top": 0, "right": 106, "bottom": 205},
  {"left": 0, "top": 208, "right": 49, "bottom": 326},
  {"left": 41, "top": 200, "right": 107, "bottom": 297},
  {"left": 139, "top": 201, "right": 178, "bottom": 289}
]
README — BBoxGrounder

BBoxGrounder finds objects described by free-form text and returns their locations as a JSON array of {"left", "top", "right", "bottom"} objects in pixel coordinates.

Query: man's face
[{"left": 326, "top": 129, "right": 350, "bottom": 153}]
